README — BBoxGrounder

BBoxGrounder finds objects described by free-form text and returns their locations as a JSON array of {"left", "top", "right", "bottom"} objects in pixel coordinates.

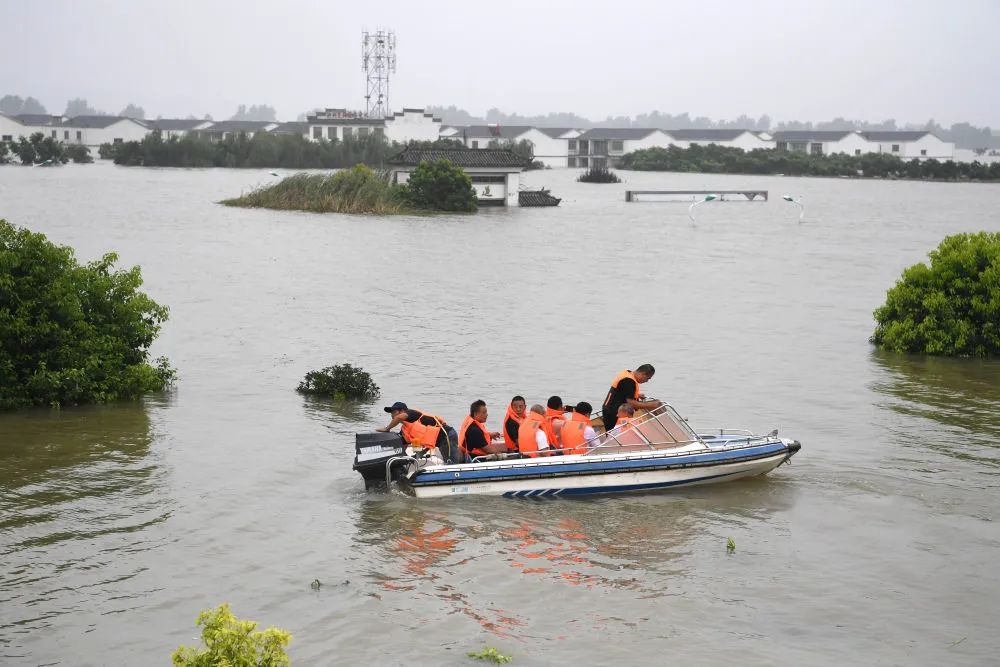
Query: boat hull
[{"left": 405, "top": 440, "right": 796, "bottom": 499}]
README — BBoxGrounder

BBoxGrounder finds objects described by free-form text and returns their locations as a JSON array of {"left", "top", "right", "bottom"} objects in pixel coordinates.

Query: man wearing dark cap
[{"left": 376, "top": 402, "right": 463, "bottom": 464}]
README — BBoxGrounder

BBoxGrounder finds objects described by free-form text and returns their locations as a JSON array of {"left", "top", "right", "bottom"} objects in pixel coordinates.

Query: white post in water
[
  {"left": 782, "top": 194, "right": 805, "bottom": 223},
  {"left": 687, "top": 194, "right": 718, "bottom": 223}
]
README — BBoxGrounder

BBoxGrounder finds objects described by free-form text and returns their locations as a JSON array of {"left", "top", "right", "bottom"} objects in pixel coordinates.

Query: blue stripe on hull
[
  {"left": 500, "top": 469, "right": 742, "bottom": 498},
  {"left": 412, "top": 442, "right": 788, "bottom": 488}
]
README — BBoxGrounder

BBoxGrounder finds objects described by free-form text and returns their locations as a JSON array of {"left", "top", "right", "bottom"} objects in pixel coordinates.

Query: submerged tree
[
  {"left": 297, "top": 363, "right": 381, "bottom": 400},
  {"left": 400, "top": 158, "right": 477, "bottom": 212},
  {"left": 871, "top": 232, "right": 1000, "bottom": 357},
  {"left": 0, "top": 220, "right": 174, "bottom": 408}
]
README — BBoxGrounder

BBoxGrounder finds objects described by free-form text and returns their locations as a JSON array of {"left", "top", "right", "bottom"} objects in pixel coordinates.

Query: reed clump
[{"left": 221, "top": 165, "right": 408, "bottom": 214}]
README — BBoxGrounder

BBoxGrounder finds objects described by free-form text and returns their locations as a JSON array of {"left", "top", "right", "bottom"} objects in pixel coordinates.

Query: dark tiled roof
[
  {"left": 667, "top": 129, "right": 751, "bottom": 141},
  {"left": 151, "top": 118, "right": 206, "bottom": 131},
  {"left": 536, "top": 127, "right": 577, "bottom": 139},
  {"left": 389, "top": 148, "right": 527, "bottom": 168},
  {"left": 14, "top": 114, "right": 63, "bottom": 126},
  {"left": 458, "top": 124, "right": 534, "bottom": 139},
  {"left": 66, "top": 115, "right": 133, "bottom": 129},
  {"left": 577, "top": 127, "right": 661, "bottom": 140},
  {"left": 201, "top": 120, "right": 276, "bottom": 132},
  {"left": 772, "top": 130, "right": 855, "bottom": 141},
  {"left": 270, "top": 122, "right": 308, "bottom": 134},
  {"left": 861, "top": 131, "right": 933, "bottom": 142},
  {"left": 519, "top": 189, "right": 561, "bottom": 206},
  {"left": 307, "top": 116, "right": 386, "bottom": 126}
]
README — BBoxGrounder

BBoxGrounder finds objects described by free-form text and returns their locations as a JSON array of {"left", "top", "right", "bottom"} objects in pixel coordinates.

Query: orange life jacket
[
  {"left": 400, "top": 409, "right": 444, "bottom": 449},
  {"left": 603, "top": 370, "right": 640, "bottom": 409},
  {"left": 560, "top": 412, "right": 591, "bottom": 455},
  {"left": 502, "top": 403, "right": 525, "bottom": 452},
  {"left": 517, "top": 412, "right": 547, "bottom": 458},
  {"left": 543, "top": 407, "right": 566, "bottom": 448},
  {"left": 458, "top": 415, "right": 493, "bottom": 457}
]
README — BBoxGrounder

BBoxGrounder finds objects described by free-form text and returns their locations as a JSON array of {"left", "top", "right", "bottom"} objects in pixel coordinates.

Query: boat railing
[
  {"left": 711, "top": 428, "right": 756, "bottom": 437},
  {"left": 587, "top": 403, "right": 704, "bottom": 454}
]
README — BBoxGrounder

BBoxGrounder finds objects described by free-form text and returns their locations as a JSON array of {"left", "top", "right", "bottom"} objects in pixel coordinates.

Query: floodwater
[{"left": 1, "top": 163, "right": 999, "bottom": 665}]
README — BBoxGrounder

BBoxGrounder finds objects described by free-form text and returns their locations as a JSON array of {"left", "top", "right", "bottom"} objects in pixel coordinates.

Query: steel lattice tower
[{"left": 362, "top": 30, "right": 396, "bottom": 119}]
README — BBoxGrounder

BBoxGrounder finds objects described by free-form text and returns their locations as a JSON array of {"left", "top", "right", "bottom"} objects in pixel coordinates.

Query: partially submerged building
[{"left": 388, "top": 148, "right": 527, "bottom": 206}]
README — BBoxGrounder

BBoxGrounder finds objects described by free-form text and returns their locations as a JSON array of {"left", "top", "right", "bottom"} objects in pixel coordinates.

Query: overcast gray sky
[{"left": 3, "top": 0, "right": 997, "bottom": 126}]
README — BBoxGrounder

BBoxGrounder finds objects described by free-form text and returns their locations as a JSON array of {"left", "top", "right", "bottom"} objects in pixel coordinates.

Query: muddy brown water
[{"left": 1, "top": 164, "right": 999, "bottom": 665}]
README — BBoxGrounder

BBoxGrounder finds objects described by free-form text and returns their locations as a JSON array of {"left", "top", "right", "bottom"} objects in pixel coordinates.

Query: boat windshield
[{"left": 587, "top": 404, "right": 700, "bottom": 454}]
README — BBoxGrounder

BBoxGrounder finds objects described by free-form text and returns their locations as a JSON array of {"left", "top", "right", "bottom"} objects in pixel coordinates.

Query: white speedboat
[{"left": 353, "top": 404, "right": 801, "bottom": 498}]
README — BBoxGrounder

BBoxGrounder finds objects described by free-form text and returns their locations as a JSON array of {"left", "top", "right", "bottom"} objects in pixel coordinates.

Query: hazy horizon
[{"left": 2, "top": 0, "right": 997, "bottom": 127}]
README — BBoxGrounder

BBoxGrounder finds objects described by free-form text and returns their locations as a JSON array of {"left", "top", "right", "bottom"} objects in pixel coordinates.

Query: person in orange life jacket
[
  {"left": 543, "top": 395, "right": 570, "bottom": 450},
  {"left": 376, "top": 401, "right": 463, "bottom": 464},
  {"left": 560, "top": 402, "right": 600, "bottom": 455},
  {"left": 502, "top": 396, "right": 527, "bottom": 452},
  {"left": 459, "top": 399, "right": 506, "bottom": 458},
  {"left": 517, "top": 404, "right": 551, "bottom": 457},
  {"left": 601, "top": 364, "right": 662, "bottom": 432},
  {"left": 606, "top": 404, "right": 644, "bottom": 446}
]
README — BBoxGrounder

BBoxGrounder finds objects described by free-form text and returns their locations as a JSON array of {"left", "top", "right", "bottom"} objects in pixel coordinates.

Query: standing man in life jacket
[
  {"left": 376, "top": 401, "right": 463, "bottom": 464},
  {"left": 601, "top": 364, "right": 662, "bottom": 433},
  {"left": 517, "top": 404, "right": 551, "bottom": 457},
  {"left": 543, "top": 396, "right": 570, "bottom": 452},
  {"left": 502, "top": 396, "right": 527, "bottom": 452},
  {"left": 560, "top": 402, "right": 600, "bottom": 455},
  {"left": 459, "top": 399, "right": 506, "bottom": 459}
]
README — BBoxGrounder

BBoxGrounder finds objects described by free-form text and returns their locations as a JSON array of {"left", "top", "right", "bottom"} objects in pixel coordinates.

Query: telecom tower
[{"left": 362, "top": 29, "right": 396, "bottom": 119}]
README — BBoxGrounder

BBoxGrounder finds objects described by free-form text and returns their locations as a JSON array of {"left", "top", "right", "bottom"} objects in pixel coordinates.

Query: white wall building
[
  {"left": 773, "top": 130, "right": 872, "bottom": 156},
  {"left": 5, "top": 114, "right": 151, "bottom": 147},
  {"left": 64, "top": 116, "right": 152, "bottom": 147},
  {"left": 193, "top": 120, "right": 278, "bottom": 142},
  {"left": 444, "top": 125, "right": 582, "bottom": 167},
  {"left": 149, "top": 118, "right": 213, "bottom": 140},
  {"left": 666, "top": 129, "right": 774, "bottom": 151},
  {"left": 860, "top": 131, "right": 954, "bottom": 159},
  {"left": 572, "top": 128, "right": 674, "bottom": 167},
  {"left": 306, "top": 107, "right": 441, "bottom": 144},
  {"left": 0, "top": 112, "right": 28, "bottom": 143},
  {"left": 388, "top": 148, "right": 526, "bottom": 207}
]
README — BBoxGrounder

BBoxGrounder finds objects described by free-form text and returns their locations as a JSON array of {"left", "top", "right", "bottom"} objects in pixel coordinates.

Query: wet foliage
[
  {"left": 296, "top": 363, "right": 380, "bottom": 401},
  {"left": 399, "top": 158, "right": 477, "bottom": 212},
  {"left": 871, "top": 232, "right": 1000, "bottom": 357},
  {"left": 621, "top": 143, "right": 1000, "bottom": 181},
  {"left": 171, "top": 603, "right": 291, "bottom": 667},
  {"left": 0, "top": 220, "right": 173, "bottom": 409},
  {"left": 577, "top": 166, "right": 621, "bottom": 183},
  {"left": 222, "top": 166, "right": 406, "bottom": 214}
]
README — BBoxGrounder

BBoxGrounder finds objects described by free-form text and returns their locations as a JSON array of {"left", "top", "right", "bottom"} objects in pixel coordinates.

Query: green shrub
[
  {"left": 65, "top": 144, "right": 93, "bottom": 164},
  {"left": 871, "top": 232, "right": 1000, "bottom": 357},
  {"left": 222, "top": 166, "right": 406, "bottom": 214},
  {"left": 171, "top": 603, "right": 291, "bottom": 667},
  {"left": 620, "top": 143, "right": 1000, "bottom": 181},
  {"left": 0, "top": 219, "right": 173, "bottom": 409},
  {"left": 296, "top": 363, "right": 381, "bottom": 400},
  {"left": 577, "top": 166, "right": 621, "bottom": 183},
  {"left": 400, "top": 158, "right": 477, "bottom": 212}
]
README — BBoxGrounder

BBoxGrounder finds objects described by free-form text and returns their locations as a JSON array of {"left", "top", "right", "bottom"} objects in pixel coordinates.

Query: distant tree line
[
  {"left": 100, "top": 130, "right": 465, "bottom": 169},
  {"left": 620, "top": 144, "right": 1000, "bottom": 181},
  {"left": 427, "top": 106, "right": 1000, "bottom": 150}
]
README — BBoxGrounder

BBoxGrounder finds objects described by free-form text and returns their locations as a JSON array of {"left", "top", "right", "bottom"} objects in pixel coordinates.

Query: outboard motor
[{"left": 353, "top": 432, "right": 408, "bottom": 491}]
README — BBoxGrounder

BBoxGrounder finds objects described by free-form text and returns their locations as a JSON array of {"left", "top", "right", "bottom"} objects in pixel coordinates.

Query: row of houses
[
  {"left": 439, "top": 126, "right": 957, "bottom": 167},
  {"left": 0, "top": 107, "right": 444, "bottom": 149},
  {"left": 1, "top": 107, "right": 957, "bottom": 167}
]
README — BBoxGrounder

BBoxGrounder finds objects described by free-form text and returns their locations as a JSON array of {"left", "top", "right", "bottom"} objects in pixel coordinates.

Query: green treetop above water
[
  {"left": 0, "top": 219, "right": 173, "bottom": 409},
  {"left": 871, "top": 232, "right": 1000, "bottom": 357}
]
